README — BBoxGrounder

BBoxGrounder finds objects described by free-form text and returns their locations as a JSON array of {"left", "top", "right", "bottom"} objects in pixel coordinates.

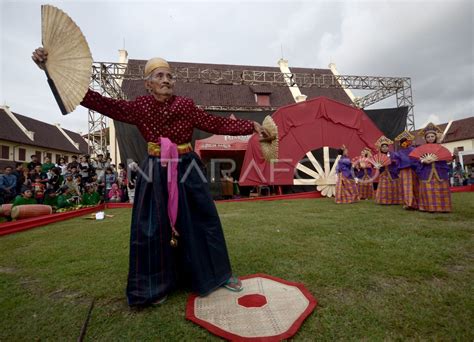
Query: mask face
[
  {"left": 380, "top": 144, "right": 389, "bottom": 153},
  {"left": 401, "top": 140, "right": 412, "bottom": 148}
]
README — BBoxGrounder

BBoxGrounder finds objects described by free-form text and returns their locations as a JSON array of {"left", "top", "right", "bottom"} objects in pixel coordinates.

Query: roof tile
[
  {"left": 0, "top": 109, "right": 87, "bottom": 154},
  {"left": 122, "top": 59, "right": 353, "bottom": 107}
]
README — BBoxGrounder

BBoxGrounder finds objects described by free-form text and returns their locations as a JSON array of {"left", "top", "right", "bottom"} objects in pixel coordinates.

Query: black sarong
[{"left": 126, "top": 152, "right": 232, "bottom": 306}]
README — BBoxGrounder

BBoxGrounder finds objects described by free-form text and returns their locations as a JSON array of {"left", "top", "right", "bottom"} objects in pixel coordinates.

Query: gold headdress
[
  {"left": 144, "top": 57, "right": 171, "bottom": 78},
  {"left": 375, "top": 135, "right": 393, "bottom": 149},
  {"left": 394, "top": 130, "right": 415, "bottom": 142},
  {"left": 418, "top": 122, "right": 442, "bottom": 137},
  {"left": 360, "top": 147, "right": 373, "bottom": 157}
]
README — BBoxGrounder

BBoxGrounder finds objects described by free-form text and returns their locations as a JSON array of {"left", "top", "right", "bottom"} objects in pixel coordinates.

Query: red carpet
[
  {"left": 0, "top": 203, "right": 131, "bottom": 236},
  {"left": 450, "top": 184, "right": 474, "bottom": 193},
  {"left": 0, "top": 204, "right": 105, "bottom": 236},
  {"left": 186, "top": 274, "right": 317, "bottom": 341}
]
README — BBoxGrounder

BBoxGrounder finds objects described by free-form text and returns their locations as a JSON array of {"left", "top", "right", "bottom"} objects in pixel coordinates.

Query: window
[
  {"left": 255, "top": 94, "right": 270, "bottom": 106},
  {"left": 35, "top": 151, "right": 42, "bottom": 162},
  {"left": 64, "top": 155, "right": 69, "bottom": 163},
  {"left": 456, "top": 146, "right": 464, "bottom": 152},
  {"left": 46, "top": 152, "right": 52, "bottom": 160},
  {"left": 56, "top": 154, "right": 61, "bottom": 163},
  {"left": 18, "top": 148, "right": 26, "bottom": 161},
  {"left": 1, "top": 145, "right": 9, "bottom": 159}
]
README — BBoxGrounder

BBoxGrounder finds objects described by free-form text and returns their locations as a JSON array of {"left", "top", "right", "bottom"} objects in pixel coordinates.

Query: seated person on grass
[
  {"left": 43, "top": 191, "right": 58, "bottom": 207},
  {"left": 12, "top": 189, "right": 37, "bottom": 207},
  {"left": 81, "top": 185, "right": 101, "bottom": 206},
  {"left": 57, "top": 186, "right": 80, "bottom": 209}
]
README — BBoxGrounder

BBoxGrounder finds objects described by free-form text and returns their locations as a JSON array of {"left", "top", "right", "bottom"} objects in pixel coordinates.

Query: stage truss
[{"left": 88, "top": 62, "right": 415, "bottom": 155}]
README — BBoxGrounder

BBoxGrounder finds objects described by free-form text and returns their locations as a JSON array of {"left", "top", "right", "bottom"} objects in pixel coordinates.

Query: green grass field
[{"left": 1, "top": 193, "right": 473, "bottom": 340}]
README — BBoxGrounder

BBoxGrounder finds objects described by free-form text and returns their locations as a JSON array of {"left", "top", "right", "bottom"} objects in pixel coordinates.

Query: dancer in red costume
[{"left": 33, "top": 49, "right": 271, "bottom": 307}]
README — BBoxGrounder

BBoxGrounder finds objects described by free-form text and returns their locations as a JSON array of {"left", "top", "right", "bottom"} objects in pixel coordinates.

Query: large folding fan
[
  {"left": 41, "top": 5, "right": 93, "bottom": 114},
  {"left": 409, "top": 144, "right": 452, "bottom": 162}
]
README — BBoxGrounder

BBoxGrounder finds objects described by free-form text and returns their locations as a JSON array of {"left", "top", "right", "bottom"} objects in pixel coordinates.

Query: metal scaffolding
[
  {"left": 87, "top": 63, "right": 127, "bottom": 155},
  {"left": 88, "top": 62, "right": 415, "bottom": 155}
]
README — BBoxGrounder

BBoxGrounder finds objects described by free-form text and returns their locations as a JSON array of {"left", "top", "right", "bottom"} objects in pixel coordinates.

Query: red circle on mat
[{"left": 237, "top": 294, "right": 267, "bottom": 308}]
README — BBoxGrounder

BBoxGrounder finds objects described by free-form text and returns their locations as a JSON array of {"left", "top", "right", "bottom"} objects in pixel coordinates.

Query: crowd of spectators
[
  {"left": 0, "top": 154, "right": 139, "bottom": 208},
  {"left": 449, "top": 158, "right": 474, "bottom": 187}
]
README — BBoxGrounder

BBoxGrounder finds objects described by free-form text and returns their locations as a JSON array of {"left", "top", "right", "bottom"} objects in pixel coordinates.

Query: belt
[{"left": 148, "top": 142, "right": 193, "bottom": 157}]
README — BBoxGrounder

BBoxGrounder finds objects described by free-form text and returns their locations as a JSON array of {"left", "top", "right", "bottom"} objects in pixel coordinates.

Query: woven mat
[{"left": 186, "top": 274, "right": 317, "bottom": 341}]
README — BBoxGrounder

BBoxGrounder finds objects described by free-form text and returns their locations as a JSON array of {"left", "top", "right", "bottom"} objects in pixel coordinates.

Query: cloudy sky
[{"left": 1, "top": 0, "right": 473, "bottom": 134}]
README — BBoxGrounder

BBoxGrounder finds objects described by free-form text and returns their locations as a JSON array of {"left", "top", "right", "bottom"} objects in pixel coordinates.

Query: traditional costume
[
  {"left": 80, "top": 57, "right": 254, "bottom": 306},
  {"left": 353, "top": 148, "right": 374, "bottom": 200},
  {"left": 12, "top": 193, "right": 37, "bottom": 207},
  {"left": 393, "top": 131, "right": 419, "bottom": 209},
  {"left": 413, "top": 123, "right": 452, "bottom": 212},
  {"left": 335, "top": 147, "right": 359, "bottom": 204},
  {"left": 81, "top": 190, "right": 100, "bottom": 206},
  {"left": 374, "top": 136, "right": 402, "bottom": 205}
]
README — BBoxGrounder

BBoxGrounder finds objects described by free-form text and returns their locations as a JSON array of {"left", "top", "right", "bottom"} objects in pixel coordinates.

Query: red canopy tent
[
  {"left": 195, "top": 114, "right": 255, "bottom": 159},
  {"left": 239, "top": 97, "right": 384, "bottom": 186},
  {"left": 195, "top": 134, "right": 252, "bottom": 158},
  {"left": 195, "top": 128, "right": 253, "bottom": 198}
]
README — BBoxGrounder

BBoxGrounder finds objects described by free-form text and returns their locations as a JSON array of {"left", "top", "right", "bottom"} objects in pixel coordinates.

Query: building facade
[{"left": 0, "top": 105, "right": 88, "bottom": 169}]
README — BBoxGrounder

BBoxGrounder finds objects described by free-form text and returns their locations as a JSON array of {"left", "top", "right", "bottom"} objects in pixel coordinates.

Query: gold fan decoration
[
  {"left": 41, "top": 5, "right": 93, "bottom": 114},
  {"left": 260, "top": 116, "right": 279, "bottom": 162}
]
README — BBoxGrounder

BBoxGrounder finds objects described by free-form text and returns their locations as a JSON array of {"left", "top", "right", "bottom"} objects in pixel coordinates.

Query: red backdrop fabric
[{"left": 239, "top": 97, "right": 384, "bottom": 186}]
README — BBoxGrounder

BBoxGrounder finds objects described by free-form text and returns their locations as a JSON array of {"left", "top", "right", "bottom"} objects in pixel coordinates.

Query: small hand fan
[
  {"left": 260, "top": 116, "right": 279, "bottom": 162},
  {"left": 368, "top": 153, "right": 391, "bottom": 169}
]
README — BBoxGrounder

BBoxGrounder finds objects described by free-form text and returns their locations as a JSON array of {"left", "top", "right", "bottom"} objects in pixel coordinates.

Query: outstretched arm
[
  {"left": 189, "top": 99, "right": 273, "bottom": 139},
  {"left": 191, "top": 101, "right": 254, "bottom": 135},
  {"left": 80, "top": 90, "right": 142, "bottom": 125}
]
